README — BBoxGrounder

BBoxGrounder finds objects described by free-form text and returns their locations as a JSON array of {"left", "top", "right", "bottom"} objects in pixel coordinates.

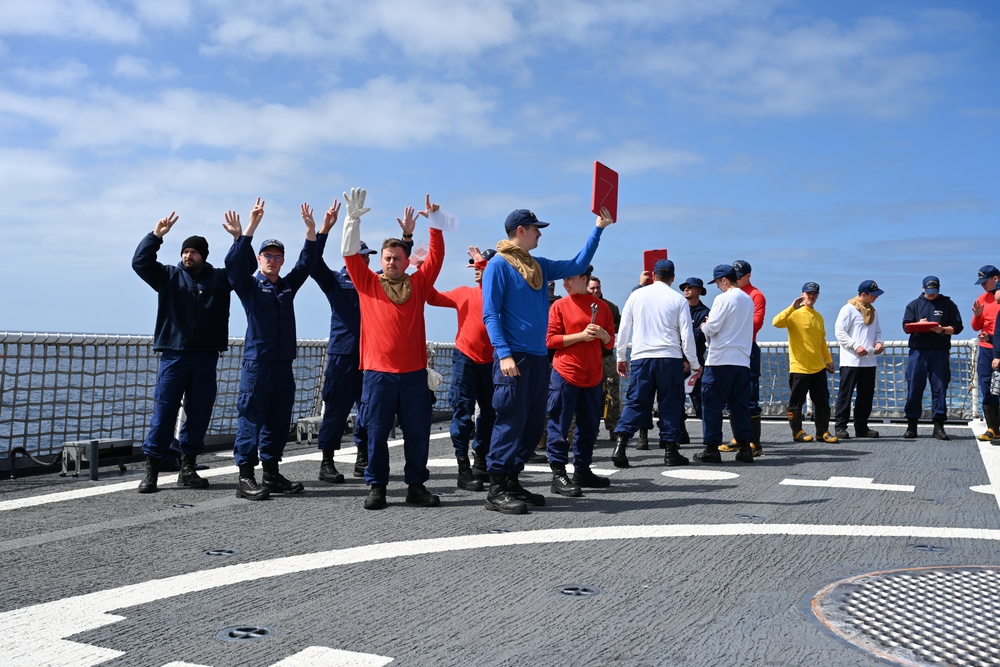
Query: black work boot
[
  {"left": 406, "top": 483, "right": 440, "bottom": 507},
  {"left": 236, "top": 463, "right": 270, "bottom": 501},
  {"left": 611, "top": 433, "right": 631, "bottom": 468},
  {"left": 550, "top": 463, "right": 583, "bottom": 497},
  {"left": 662, "top": 441, "right": 689, "bottom": 467},
  {"left": 456, "top": 456, "right": 484, "bottom": 491},
  {"left": 979, "top": 404, "right": 1000, "bottom": 442},
  {"left": 364, "top": 484, "right": 387, "bottom": 510},
  {"left": 751, "top": 414, "right": 763, "bottom": 457},
  {"left": 262, "top": 460, "right": 304, "bottom": 495},
  {"left": 734, "top": 440, "right": 754, "bottom": 464},
  {"left": 693, "top": 445, "right": 722, "bottom": 464},
  {"left": 177, "top": 454, "right": 209, "bottom": 489},
  {"left": 932, "top": 420, "right": 950, "bottom": 441},
  {"left": 353, "top": 445, "right": 368, "bottom": 478},
  {"left": 573, "top": 466, "right": 610, "bottom": 488},
  {"left": 318, "top": 450, "right": 345, "bottom": 483},
  {"left": 484, "top": 474, "right": 528, "bottom": 514},
  {"left": 138, "top": 456, "right": 159, "bottom": 494},
  {"left": 636, "top": 429, "right": 649, "bottom": 451},
  {"left": 471, "top": 449, "right": 490, "bottom": 482},
  {"left": 903, "top": 418, "right": 919, "bottom": 439},
  {"left": 507, "top": 473, "right": 545, "bottom": 507}
]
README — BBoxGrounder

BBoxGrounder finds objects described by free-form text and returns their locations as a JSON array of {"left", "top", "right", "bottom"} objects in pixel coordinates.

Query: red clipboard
[
  {"left": 592, "top": 161, "right": 618, "bottom": 222},
  {"left": 904, "top": 321, "right": 939, "bottom": 334},
  {"left": 643, "top": 249, "right": 668, "bottom": 275}
]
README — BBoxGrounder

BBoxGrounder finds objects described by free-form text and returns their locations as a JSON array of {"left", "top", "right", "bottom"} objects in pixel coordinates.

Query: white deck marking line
[
  {"left": 2, "top": 523, "right": 999, "bottom": 667},
  {"left": 271, "top": 647, "right": 393, "bottom": 667},
  {"left": 780, "top": 476, "right": 915, "bottom": 492},
  {"left": 428, "top": 459, "right": 618, "bottom": 476},
  {"left": 973, "top": 441, "right": 1000, "bottom": 509},
  {"left": 0, "top": 433, "right": 450, "bottom": 513},
  {"left": 661, "top": 470, "right": 739, "bottom": 480}
]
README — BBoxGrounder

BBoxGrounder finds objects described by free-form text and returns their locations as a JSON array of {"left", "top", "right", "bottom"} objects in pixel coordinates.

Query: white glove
[
  {"left": 341, "top": 187, "right": 369, "bottom": 256},
  {"left": 427, "top": 368, "right": 444, "bottom": 391}
]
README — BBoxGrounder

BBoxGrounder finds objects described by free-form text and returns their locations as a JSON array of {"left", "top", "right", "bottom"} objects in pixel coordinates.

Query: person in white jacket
[{"left": 833, "top": 280, "right": 885, "bottom": 439}]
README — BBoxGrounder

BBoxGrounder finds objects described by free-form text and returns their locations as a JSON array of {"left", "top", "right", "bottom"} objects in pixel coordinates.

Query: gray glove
[{"left": 341, "top": 187, "right": 369, "bottom": 256}]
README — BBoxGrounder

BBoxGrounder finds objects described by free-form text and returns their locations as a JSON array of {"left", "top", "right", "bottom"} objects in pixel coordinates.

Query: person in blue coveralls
[
  {"left": 305, "top": 199, "right": 376, "bottom": 484},
  {"left": 224, "top": 197, "right": 317, "bottom": 501},
  {"left": 132, "top": 212, "right": 238, "bottom": 494},
  {"left": 901, "top": 276, "right": 963, "bottom": 440},
  {"left": 481, "top": 206, "right": 615, "bottom": 515}
]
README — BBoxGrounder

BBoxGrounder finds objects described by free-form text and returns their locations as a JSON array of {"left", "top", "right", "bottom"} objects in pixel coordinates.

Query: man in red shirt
[
  {"left": 725, "top": 260, "right": 766, "bottom": 457},
  {"left": 341, "top": 189, "right": 445, "bottom": 511},
  {"left": 972, "top": 265, "right": 1000, "bottom": 440},
  {"left": 545, "top": 266, "right": 615, "bottom": 496},
  {"left": 427, "top": 247, "right": 497, "bottom": 492}
]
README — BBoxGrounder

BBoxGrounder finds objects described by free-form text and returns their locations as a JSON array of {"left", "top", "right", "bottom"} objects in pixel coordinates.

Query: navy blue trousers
[
  {"left": 360, "top": 369, "right": 431, "bottom": 486},
  {"left": 448, "top": 348, "right": 495, "bottom": 459},
  {"left": 546, "top": 370, "right": 602, "bottom": 468},
  {"left": 834, "top": 366, "right": 876, "bottom": 431},
  {"left": 701, "top": 365, "right": 752, "bottom": 446},
  {"left": 905, "top": 348, "right": 950, "bottom": 421},
  {"left": 977, "top": 347, "right": 999, "bottom": 407},
  {"left": 749, "top": 342, "right": 762, "bottom": 416},
  {"left": 234, "top": 360, "right": 295, "bottom": 466},
  {"left": 615, "top": 357, "right": 686, "bottom": 443},
  {"left": 487, "top": 352, "right": 549, "bottom": 474},
  {"left": 318, "top": 352, "right": 366, "bottom": 451},
  {"left": 143, "top": 351, "right": 219, "bottom": 459}
]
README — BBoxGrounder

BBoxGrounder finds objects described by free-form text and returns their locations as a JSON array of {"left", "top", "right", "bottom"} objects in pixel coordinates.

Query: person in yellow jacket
[{"left": 772, "top": 282, "right": 838, "bottom": 443}]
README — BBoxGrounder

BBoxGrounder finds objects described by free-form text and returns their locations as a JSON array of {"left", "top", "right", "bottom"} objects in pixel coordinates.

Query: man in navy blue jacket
[
  {"left": 902, "top": 276, "right": 963, "bottom": 440},
  {"left": 132, "top": 212, "right": 238, "bottom": 494},
  {"left": 224, "top": 198, "right": 317, "bottom": 500}
]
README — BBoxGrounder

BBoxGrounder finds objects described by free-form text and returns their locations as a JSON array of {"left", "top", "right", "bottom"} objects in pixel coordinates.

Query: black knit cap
[{"left": 181, "top": 235, "right": 209, "bottom": 260}]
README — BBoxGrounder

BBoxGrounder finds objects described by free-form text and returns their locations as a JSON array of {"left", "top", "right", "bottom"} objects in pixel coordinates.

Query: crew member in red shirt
[
  {"left": 427, "top": 246, "right": 497, "bottom": 492},
  {"left": 341, "top": 189, "right": 445, "bottom": 511},
  {"left": 545, "top": 265, "right": 615, "bottom": 496},
  {"left": 972, "top": 265, "right": 1000, "bottom": 440}
]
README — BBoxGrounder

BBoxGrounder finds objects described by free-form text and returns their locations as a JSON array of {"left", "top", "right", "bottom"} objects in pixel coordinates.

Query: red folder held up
[
  {"left": 643, "top": 249, "right": 668, "bottom": 276},
  {"left": 592, "top": 161, "right": 618, "bottom": 222}
]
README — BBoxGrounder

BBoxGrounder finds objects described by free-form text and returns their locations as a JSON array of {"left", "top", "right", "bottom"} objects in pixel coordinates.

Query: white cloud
[
  {"left": 132, "top": 0, "right": 191, "bottom": 27},
  {"left": 10, "top": 60, "right": 91, "bottom": 89},
  {"left": 596, "top": 140, "right": 703, "bottom": 175},
  {"left": 0, "top": 0, "right": 139, "bottom": 42},
  {"left": 112, "top": 55, "right": 179, "bottom": 80}
]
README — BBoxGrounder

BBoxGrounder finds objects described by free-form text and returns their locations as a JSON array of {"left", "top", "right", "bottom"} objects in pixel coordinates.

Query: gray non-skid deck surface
[{"left": 1, "top": 420, "right": 997, "bottom": 667}]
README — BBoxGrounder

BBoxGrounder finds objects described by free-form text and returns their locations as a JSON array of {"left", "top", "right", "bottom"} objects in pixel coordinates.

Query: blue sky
[{"left": 1, "top": 0, "right": 998, "bottom": 344}]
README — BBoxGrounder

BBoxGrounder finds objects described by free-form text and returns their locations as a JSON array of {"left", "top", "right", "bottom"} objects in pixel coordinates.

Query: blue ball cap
[
  {"left": 468, "top": 248, "right": 498, "bottom": 266},
  {"left": 801, "top": 281, "right": 820, "bottom": 294},
  {"left": 504, "top": 209, "right": 550, "bottom": 233},
  {"left": 732, "top": 259, "right": 752, "bottom": 278},
  {"left": 358, "top": 240, "right": 377, "bottom": 256},
  {"left": 653, "top": 258, "right": 674, "bottom": 276},
  {"left": 976, "top": 265, "right": 999, "bottom": 285},
  {"left": 679, "top": 276, "right": 707, "bottom": 295},
  {"left": 709, "top": 264, "right": 737, "bottom": 284},
  {"left": 922, "top": 276, "right": 940, "bottom": 295},
  {"left": 858, "top": 279, "right": 884, "bottom": 296},
  {"left": 258, "top": 238, "right": 284, "bottom": 254}
]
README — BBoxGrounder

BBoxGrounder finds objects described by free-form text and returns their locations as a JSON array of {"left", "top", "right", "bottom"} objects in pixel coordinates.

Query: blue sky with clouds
[{"left": 1, "top": 0, "right": 998, "bottom": 343}]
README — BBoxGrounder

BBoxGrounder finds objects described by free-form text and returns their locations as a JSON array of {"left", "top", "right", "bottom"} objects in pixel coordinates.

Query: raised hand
[
  {"left": 300, "top": 203, "right": 315, "bottom": 227},
  {"left": 344, "top": 187, "right": 370, "bottom": 221},
  {"left": 320, "top": 199, "right": 341, "bottom": 234},
  {"left": 468, "top": 245, "right": 484, "bottom": 263},
  {"left": 222, "top": 210, "right": 242, "bottom": 239},
  {"left": 417, "top": 193, "right": 440, "bottom": 218},
  {"left": 397, "top": 206, "right": 417, "bottom": 236},
  {"left": 596, "top": 206, "right": 614, "bottom": 229},
  {"left": 153, "top": 211, "right": 179, "bottom": 238}
]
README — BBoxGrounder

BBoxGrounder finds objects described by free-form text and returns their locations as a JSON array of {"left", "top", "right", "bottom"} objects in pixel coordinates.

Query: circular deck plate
[{"left": 811, "top": 566, "right": 1000, "bottom": 666}]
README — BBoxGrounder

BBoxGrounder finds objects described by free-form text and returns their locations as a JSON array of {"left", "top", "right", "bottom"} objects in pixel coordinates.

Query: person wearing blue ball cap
[
  {"left": 971, "top": 265, "right": 1000, "bottom": 441},
  {"left": 833, "top": 280, "right": 885, "bottom": 440}
]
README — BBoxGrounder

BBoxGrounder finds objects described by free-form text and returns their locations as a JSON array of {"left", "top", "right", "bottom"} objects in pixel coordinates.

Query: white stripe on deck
[
  {"left": 0, "top": 433, "right": 450, "bottom": 513},
  {"left": 972, "top": 441, "right": 1000, "bottom": 509},
  {"left": 780, "top": 476, "right": 914, "bottom": 492}
]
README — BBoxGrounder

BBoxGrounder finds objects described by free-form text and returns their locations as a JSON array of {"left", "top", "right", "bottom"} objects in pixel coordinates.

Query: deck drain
[
  {"left": 557, "top": 585, "right": 600, "bottom": 597},
  {"left": 204, "top": 548, "right": 240, "bottom": 558},
  {"left": 736, "top": 514, "right": 766, "bottom": 522},
  {"left": 812, "top": 566, "right": 1000, "bottom": 665},
  {"left": 217, "top": 626, "right": 275, "bottom": 642},
  {"left": 909, "top": 543, "right": 950, "bottom": 553},
  {"left": 485, "top": 528, "right": 512, "bottom": 534},
  {"left": 172, "top": 503, "right": 195, "bottom": 509}
]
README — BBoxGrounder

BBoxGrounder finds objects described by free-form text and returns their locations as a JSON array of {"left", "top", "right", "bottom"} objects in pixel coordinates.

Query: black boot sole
[{"left": 484, "top": 497, "right": 528, "bottom": 514}]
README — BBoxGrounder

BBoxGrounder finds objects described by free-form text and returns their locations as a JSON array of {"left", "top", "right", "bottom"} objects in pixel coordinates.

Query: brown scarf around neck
[
  {"left": 496, "top": 240, "right": 543, "bottom": 290},
  {"left": 849, "top": 296, "right": 875, "bottom": 325},
  {"left": 379, "top": 273, "right": 412, "bottom": 305}
]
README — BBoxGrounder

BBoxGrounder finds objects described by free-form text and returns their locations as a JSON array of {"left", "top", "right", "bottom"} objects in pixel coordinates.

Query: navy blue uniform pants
[
  {"left": 834, "top": 366, "right": 875, "bottom": 431},
  {"left": 360, "top": 369, "right": 431, "bottom": 486},
  {"left": 234, "top": 359, "right": 295, "bottom": 466},
  {"left": 318, "top": 352, "right": 366, "bottom": 451},
  {"left": 702, "top": 365, "right": 752, "bottom": 446},
  {"left": 788, "top": 370, "right": 832, "bottom": 434},
  {"left": 143, "top": 351, "right": 219, "bottom": 460},
  {"left": 977, "top": 347, "right": 998, "bottom": 407},
  {"left": 448, "top": 348, "right": 495, "bottom": 460},
  {"left": 487, "top": 352, "right": 549, "bottom": 474},
  {"left": 546, "top": 370, "right": 602, "bottom": 469},
  {"left": 905, "top": 348, "right": 950, "bottom": 421},
  {"left": 615, "top": 357, "right": 686, "bottom": 443},
  {"left": 749, "top": 342, "right": 761, "bottom": 416}
]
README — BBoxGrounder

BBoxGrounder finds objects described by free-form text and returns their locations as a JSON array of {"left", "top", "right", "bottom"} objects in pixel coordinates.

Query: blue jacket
[
  {"left": 902, "top": 293, "right": 963, "bottom": 351},
  {"left": 226, "top": 235, "right": 316, "bottom": 362},
  {"left": 312, "top": 233, "right": 361, "bottom": 356},
  {"left": 483, "top": 226, "right": 603, "bottom": 359},
  {"left": 690, "top": 300, "right": 711, "bottom": 365},
  {"left": 132, "top": 232, "right": 232, "bottom": 353}
]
